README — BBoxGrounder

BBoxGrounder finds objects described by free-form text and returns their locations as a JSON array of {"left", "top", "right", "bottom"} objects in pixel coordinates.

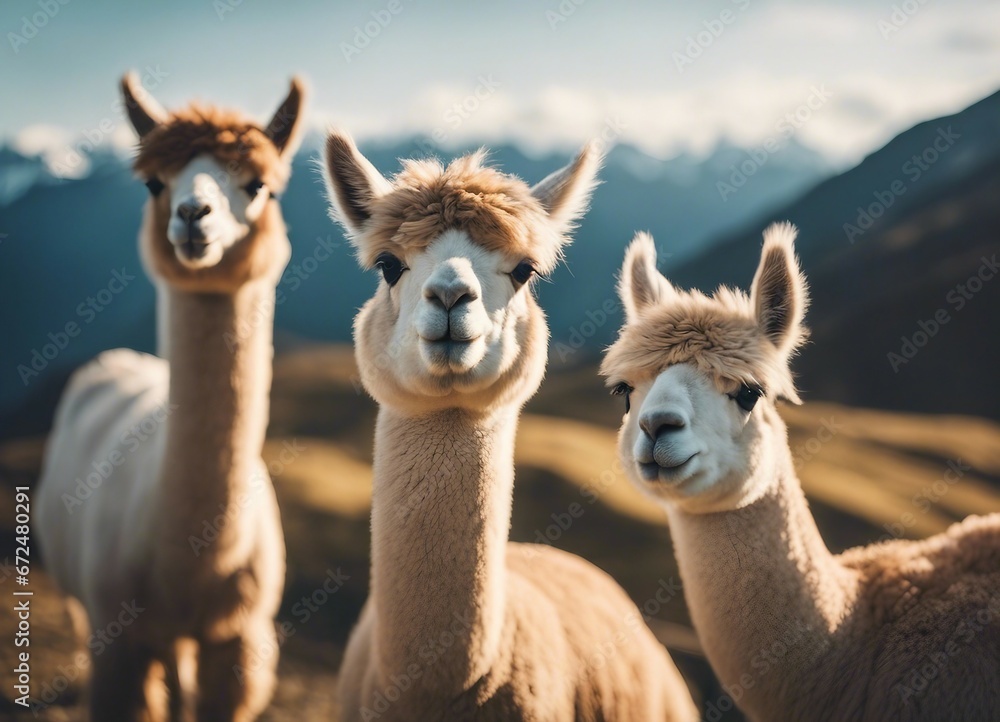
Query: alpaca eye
[
  {"left": 145, "top": 178, "right": 165, "bottom": 196},
  {"left": 510, "top": 260, "right": 536, "bottom": 287},
  {"left": 375, "top": 252, "right": 406, "bottom": 287},
  {"left": 243, "top": 178, "right": 266, "bottom": 197},
  {"left": 731, "top": 383, "right": 764, "bottom": 412},
  {"left": 611, "top": 382, "right": 633, "bottom": 413}
]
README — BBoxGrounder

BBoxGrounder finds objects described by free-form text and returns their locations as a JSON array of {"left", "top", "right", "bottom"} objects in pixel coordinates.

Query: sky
[{"left": 2, "top": 0, "right": 999, "bottom": 172}]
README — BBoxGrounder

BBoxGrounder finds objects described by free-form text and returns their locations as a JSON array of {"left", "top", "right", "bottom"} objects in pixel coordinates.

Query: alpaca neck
[
  {"left": 370, "top": 404, "right": 517, "bottom": 691},
  {"left": 157, "top": 282, "right": 275, "bottom": 553},
  {"left": 665, "top": 414, "right": 857, "bottom": 703},
  {"left": 155, "top": 284, "right": 171, "bottom": 358}
]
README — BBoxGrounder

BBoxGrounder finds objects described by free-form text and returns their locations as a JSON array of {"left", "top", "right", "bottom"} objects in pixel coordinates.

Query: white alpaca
[
  {"left": 36, "top": 73, "right": 306, "bottom": 721},
  {"left": 603, "top": 224, "right": 1000, "bottom": 721},
  {"left": 323, "top": 132, "right": 697, "bottom": 721}
]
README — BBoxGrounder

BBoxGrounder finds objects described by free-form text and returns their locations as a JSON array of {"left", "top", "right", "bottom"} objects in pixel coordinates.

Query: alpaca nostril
[
  {"left": 640, "top": 410, "right": 687, "bottom": 440},
  {"left": 177, "top": 202, "right": 212, "bottom": 223},
  {"left": 424, "top": 283, "right": 478, "bottom": 311}
]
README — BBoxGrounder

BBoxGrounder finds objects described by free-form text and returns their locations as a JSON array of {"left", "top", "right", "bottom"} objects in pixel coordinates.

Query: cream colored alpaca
[
  {"left": 603, "top": 223, "right": 1000, "bottom": 721},
  {"left": 36, "top": 73, "right": 305, "bottom": 721},
  {"left": 323, "top": 133, "right": 697, "bottom": 721}
]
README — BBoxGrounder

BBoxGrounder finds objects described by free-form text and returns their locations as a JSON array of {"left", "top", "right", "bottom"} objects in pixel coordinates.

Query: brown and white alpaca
[
  {"left": 36, "top": 73, "right": 305, "bottom": 721},
  {"left": 323, "top": 133, "right": 697, "bottom": 721},
  {"left": 602, "top": 224, "right": 1000, "bottom": 721}
]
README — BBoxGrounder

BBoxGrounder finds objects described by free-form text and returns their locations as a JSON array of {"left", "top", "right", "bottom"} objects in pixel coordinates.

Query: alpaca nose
[
  {"left": 640, "top": 410, "right": 688, "bottom": 440},
  {"left": 177, "top": 202, "right": 212, "bottom": 223},
  {"left": 424, "top": 274, "right": 478, "bottom": 311}
]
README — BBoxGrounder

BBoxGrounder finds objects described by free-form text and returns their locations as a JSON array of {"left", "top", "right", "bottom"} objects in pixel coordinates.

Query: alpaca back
[
  {"left": 505, "top": 543, "right": 697, "bottom": 721},
  {"left": 832, "top": 514, "right": 1000, "bottom": 721},
  {"left": 37, "top": 349, "right": 169, "bottom": 615}
]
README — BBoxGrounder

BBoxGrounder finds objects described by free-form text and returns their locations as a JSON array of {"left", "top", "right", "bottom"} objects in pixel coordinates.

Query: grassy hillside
[{"left": 1, "top": 346, "right": 998, "bottom": 720}]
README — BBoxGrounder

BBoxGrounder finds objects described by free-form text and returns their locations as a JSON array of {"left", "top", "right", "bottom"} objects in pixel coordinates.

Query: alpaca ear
[
  {"left": 750, "top": 222, "right": 809, "bottom": 355},
  {"left": 531, "top": 141, "right": 602, "bottom": 234},
  {"left": 323, "top": 130, "right": 392, "bottom": 238},
  {"left": 619, "top": 232, "right": 677, "bottom": 323},
  {"left": 120, "top": 71, "right": 168, "bottom": 139},
  {"left": 265, "top": 77, "right": 307, "bottom": 161}
]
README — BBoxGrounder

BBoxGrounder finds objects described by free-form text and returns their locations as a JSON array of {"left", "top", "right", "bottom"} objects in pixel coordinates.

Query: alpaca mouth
[
  {"left": 419, "top": 335, "right": 486, "bottom": 375},
  {"left": 419, "top": 329, "right": 482, "bottom": 344},
  {"left": 180, "top": 239, "right": 212, "bottom": 260},
  {"left": 639, "top": 453, "right": 699, "bottom": 483}
]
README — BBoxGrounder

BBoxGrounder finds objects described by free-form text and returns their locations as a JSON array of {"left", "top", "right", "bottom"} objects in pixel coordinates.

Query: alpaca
[
  {"left": 323, "top": 132, "right": 698, "bottom": 721},
  {"left": 602, "top": 224, "right": 1000, "bottom": 721},
  {"left": 35, "top": 72, "right": 305, "bottom": 721}
]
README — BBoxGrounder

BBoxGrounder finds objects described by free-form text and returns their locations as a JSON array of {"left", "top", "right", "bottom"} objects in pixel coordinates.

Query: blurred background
[{"left": 1, "top": 0, "right": 999, "bottom": 718}]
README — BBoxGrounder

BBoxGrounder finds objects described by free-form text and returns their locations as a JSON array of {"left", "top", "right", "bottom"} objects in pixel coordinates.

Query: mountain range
[
  {"left": 0, "top": 132, "right": 833, "bottom": 438},
  {"left": 2, "top": 88, "right": 998, "bottom": 437}
]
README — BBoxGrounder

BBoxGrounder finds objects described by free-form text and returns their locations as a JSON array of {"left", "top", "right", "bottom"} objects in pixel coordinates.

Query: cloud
[
  {"left": 307, "top": 0, "right": 1000, "bottom": 165},
  {"left": 11, "top": 125, "right": 89, "bottom": 179},
  {"left": 941, "top": 30, "right": 999, "bottom": 53},
  {"left": 9, "top": 0, "right": 1000, "bottom": 173},
  {"left": 16, "top": 68, "right": 1000, "bottom": 178},
  {"left": 10, "top": 121, "right": 136, "bottom": 179},
  {"left": 319, "top": 68, "right": 997, "bottom": 166}
]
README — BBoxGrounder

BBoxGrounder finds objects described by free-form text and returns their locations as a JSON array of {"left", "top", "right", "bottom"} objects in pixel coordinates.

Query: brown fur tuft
[
  {"left": 601, "top": 285, "right": 803, "bottom": 402},
  {"left": 603, "top": 224, "right": 810, "bottom": 402},
  {"left": 359, "top": 152, "right": 567, "bottom": 273},
  {"left": 133, "top": 105, "right": 291, "bottom": 192}
]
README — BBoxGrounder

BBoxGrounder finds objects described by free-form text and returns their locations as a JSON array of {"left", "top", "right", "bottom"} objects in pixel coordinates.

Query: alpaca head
[
  {"left": 122, "top": 72, "right": 306, "bottom": 293},
  {"left": 601, "top": 224, "right": 809, "bottom": 513},
  {"left": 323, "top": 132, "right": 601, "bottom": 414}
]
